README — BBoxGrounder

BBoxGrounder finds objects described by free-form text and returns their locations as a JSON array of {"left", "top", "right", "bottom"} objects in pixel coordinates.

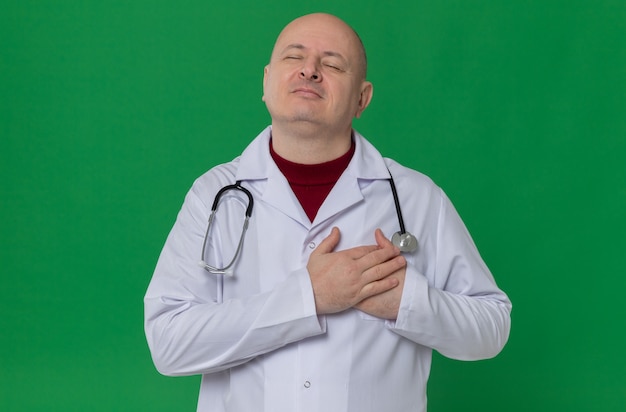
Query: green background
[{"left": 2, "top": 0, "right": 625, "bottom": 410}]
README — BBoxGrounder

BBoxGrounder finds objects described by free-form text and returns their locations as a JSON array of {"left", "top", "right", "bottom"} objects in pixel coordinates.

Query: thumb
[
  {"left": 312, "top": 227, "right": 341, "bottom": 256},
  {"left": 374, "top": 228, "right": 396, "bottom": 250}
]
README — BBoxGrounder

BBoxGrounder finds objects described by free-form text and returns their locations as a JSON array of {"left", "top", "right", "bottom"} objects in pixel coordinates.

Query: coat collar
[
  {"left": 235, "top": 126, "right": 390, "bottom": 182},
  {"left": 234, "top": 126, "right": 391, "bottom": 227}
]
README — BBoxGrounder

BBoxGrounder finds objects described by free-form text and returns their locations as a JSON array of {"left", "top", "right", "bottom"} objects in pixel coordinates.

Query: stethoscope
[{"left": 199, "top": 171, "right": 418, "bottom": 275}]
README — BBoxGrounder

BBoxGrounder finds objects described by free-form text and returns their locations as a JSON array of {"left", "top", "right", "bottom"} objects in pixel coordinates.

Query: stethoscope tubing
[
  {"left": 387, "top": 171, "right": 407, "bottom": 235},
  {"left": 211, "top": 182, "right": 254, "bottom": 218},
  {"left": 200, "top": 172, "right": 417, "bottom": 275}
]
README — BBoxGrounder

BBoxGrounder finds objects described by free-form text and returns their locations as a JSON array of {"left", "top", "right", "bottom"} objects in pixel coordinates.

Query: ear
[
  {"left": 354, "top": 81, "right": 373, "bottom": 119},
  {"left": 262, "top": 65, "right": 269, "bottom": 102}
]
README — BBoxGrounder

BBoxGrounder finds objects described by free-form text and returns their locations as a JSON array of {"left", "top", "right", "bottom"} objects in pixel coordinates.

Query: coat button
[
  {"left": 303, "top": 381, "right": 311, "bottom": 388},
  {"left": 308, "top": 242, "right": 316, "bottom": 249}
]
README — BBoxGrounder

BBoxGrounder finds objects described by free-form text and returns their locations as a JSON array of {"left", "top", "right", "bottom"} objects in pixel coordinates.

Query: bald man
[{"left": 145, "top": 13, "right": 511, "bottom": 412}]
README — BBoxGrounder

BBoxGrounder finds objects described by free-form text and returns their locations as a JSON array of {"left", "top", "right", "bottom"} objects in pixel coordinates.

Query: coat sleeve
[
  {"left": 144, "top": 182, "right": 325, "bottom": 377},
  {"left": 390, "top": 189, "right": 512, "bottom": 360}
]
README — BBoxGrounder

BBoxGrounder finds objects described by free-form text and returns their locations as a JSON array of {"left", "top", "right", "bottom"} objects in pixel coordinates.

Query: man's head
[{"left": 262, "top": 13, "right": 373, "bottom": 139}]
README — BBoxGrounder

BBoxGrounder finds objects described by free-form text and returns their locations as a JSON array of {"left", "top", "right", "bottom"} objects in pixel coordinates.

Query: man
[{"left": 145, "top": 13, "right": 511, "bottom": 412}]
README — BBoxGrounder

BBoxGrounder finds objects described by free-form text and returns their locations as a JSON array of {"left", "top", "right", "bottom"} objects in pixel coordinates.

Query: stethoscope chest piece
[{"left": 392, "top": 231, "right": 418, "bottom": 253}]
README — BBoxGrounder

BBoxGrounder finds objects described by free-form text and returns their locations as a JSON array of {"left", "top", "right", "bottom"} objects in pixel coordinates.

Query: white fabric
[{"left": 144, "top": 126, "right": 512, "bottom": 412}]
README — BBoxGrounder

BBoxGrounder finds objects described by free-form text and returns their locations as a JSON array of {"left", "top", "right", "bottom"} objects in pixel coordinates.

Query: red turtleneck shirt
[{"left": 270, "top": 141, "right": 355, "bottom": 222}]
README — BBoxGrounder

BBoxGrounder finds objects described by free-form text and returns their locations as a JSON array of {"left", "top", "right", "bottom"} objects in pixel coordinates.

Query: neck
[{"left": 270, "top": 123, "right": 353, "bottom": 164}]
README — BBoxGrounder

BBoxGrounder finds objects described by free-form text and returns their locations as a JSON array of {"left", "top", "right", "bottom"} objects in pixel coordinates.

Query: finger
[
  {"left": 341, "top": 244, "right": 380, "bottom": 259},
  {"left": 313, "top": 228, "right": 379, "bottom": 259},
  {"left": 340, "top": 229, "right": 394, "bottom": 261},
  {"left": 356, "top": 242, "right": 402, "bottom": 273},
  {"left": 362, "top": 254, "right": 406, "bottom": 283},
  {"left": 374, "top": 228, "right": 396, "bottom": 250},
  {"left": 359, "top": 275, "right": 400, "bottom": 300},
  {"left": 311, "top": 227, "right": 341, "bottom": 256}
]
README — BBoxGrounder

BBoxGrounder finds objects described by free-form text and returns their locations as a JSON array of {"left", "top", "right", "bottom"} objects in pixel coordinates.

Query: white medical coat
[{"left": 144, "top": 126, "right": 512, "bottom": 412}]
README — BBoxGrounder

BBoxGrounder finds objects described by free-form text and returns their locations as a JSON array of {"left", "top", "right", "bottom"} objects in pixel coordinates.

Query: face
[{"left": 262, "top": 14, "right": 373, "bottom": 136}]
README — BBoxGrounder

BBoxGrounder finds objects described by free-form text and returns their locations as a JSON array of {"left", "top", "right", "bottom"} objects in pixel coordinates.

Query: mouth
[{"left": 291, "top": 86, "right": 323, "bottom": 99}]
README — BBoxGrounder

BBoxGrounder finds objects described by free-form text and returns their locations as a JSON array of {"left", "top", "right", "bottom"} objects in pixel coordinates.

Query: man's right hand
[{"left": 306, "top": 227, "right": 406, "bottom": 315}]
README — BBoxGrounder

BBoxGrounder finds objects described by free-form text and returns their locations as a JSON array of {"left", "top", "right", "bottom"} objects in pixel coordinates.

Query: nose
[{"left": 299, "top": 58, "right": 322, "bottom": 82}]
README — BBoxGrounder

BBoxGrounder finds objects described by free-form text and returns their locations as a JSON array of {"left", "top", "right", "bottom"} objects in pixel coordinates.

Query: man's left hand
[{"left": 354, "top": 229, "right": 406, "bottom": 320}]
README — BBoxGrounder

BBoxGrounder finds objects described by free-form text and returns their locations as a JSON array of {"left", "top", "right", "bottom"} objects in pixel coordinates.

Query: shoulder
[
  {"left": 190, "top": 158, "right": 241, "bottom": 199},
  {"left": 188, "top": 126, "right": 273, "bottom": 202},
  {"left": 384, "top": 158, "right": 441, "bottom": 194}
]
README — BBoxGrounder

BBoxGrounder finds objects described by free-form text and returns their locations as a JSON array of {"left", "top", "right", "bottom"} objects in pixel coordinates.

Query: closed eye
[
  {"left": 284, "top": 55, "right": 303, "bottom": 60},
  {"left": 323, "top": 61, "right": 346, "bottom": 72},
  {"left": 324, "top": 63, "right": 343, "bottom": 71}
]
